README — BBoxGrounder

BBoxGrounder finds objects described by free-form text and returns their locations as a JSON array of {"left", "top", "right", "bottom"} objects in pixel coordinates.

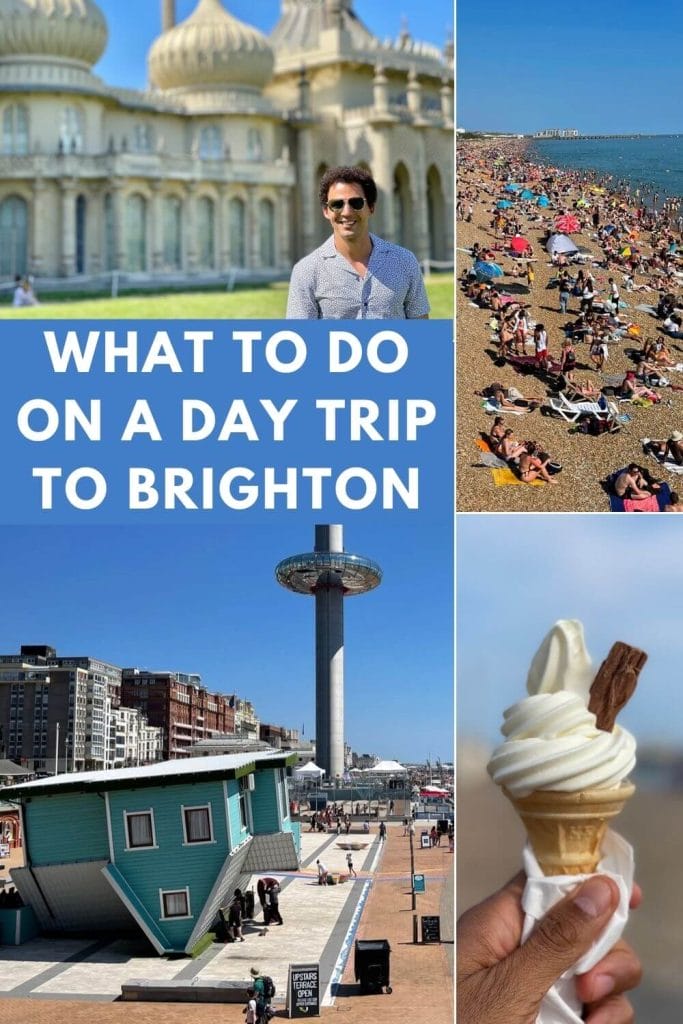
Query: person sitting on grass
[{"left": 517, "top": 442, "right": 558, "bottom": 485}]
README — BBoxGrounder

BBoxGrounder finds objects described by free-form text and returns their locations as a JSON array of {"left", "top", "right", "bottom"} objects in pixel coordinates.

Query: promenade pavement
[{"left": 0, "top": 821, "right": 453, "bottom": 1023}]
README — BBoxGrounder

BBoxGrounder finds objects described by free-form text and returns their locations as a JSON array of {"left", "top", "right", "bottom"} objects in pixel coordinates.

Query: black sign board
[
  {"left": 288, "top": 962, "right": 320, "bottom": 1018},
  {"left": 421, "top": 915, "right": 441, "bottom": 944}
]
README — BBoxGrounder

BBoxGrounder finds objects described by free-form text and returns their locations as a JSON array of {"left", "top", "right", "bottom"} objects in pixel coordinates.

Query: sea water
[{"left": 530, "top": 135, "right": 683, "bottom": 200}]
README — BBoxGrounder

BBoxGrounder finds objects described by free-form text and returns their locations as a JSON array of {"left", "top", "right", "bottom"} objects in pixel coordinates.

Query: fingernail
[
  {"left": 590, "top": 974, "right": 615, "bottom": 1000},
  {"left": 573, "top": 877, "right": 615, "bottom": 918}
]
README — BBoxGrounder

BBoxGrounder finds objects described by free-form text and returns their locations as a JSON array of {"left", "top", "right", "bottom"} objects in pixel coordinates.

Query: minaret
[
  {"left": 276, "top": 525, "right": 382, "bottom": 779},
  {"left": 162, "top": 0, "right": 176, "bottom": 32}
]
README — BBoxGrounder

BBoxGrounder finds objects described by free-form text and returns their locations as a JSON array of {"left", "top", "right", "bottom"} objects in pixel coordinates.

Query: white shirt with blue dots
[{"left": 286, "top": 233, "right": 430, "bottom": 319}]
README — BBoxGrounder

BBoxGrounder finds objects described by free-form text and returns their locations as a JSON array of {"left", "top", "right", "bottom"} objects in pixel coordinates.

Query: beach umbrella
[
  {"left": 536, "top": 195, "right": 550, "bottom": 207},
  {"left": 509, "top": 235, "right": 531, "bottom": 253},
  {"left": 504, "top": 183, "right": 522, "bottom": 192},
  {"left": 546, "top": 233, "right": 579, "bottom": 255},
  {"left": 555, "top": 213, "right": 581, "bottom": 233},
  {"left": 520, "top": 189, "right": 535, "bottom": 200},
  {"left": 496, "top": 200, "right": 512, "bottom": 209},
  {"left": 473, "top": 260, "right": 504, "bottom": 281}
]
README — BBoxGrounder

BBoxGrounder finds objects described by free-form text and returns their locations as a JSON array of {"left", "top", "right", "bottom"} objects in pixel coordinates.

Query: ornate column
[
  {"left": 246, "top": 187, "right": 259, "bottom": 270},
  {"left": 218, "top": 186, "right": 230, "bottom": 270},
  {"left": 29, "top": 178, "right": 47, "bottom": 276},
  {"left": 60, "top": 179, "right": 77, "bottom": 277},
  {"left": 185, "top": 181, "right": 198, "bottom": 273},
  {"left": 410, "top": 133, "right": 430, "bottom": 265},
  {"left": 110, "top": 178, "right": 126, "bottom": 271},
  {"left": 371, "top": 130, "right": 395, "bottom": 243},
  {"left": 150, "top": 180, "right": 164, "bottom": 272},
  {"left": 296, "top": 127, "right": 316, "bottom": 258},
  {"left": 276, "top": 186, "right": 291, "bottom": 270}
]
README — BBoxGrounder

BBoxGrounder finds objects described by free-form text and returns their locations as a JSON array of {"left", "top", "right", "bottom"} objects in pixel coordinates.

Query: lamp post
[{"left": 409, "top": 823, "right": 418, "bottom": 943}]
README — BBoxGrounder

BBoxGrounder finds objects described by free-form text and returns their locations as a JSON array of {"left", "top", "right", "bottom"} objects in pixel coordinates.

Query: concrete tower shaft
[
  {"left": 162, "top": 0, "right": 175, "bottom": 32},
  {"left": 275, "top": 525, "right": 381, "bottom": 780}
]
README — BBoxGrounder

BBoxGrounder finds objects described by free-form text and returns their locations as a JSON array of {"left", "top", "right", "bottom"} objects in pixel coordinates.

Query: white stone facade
[{"left": 0, "top": 0, "right": 453, "bottom": 283}]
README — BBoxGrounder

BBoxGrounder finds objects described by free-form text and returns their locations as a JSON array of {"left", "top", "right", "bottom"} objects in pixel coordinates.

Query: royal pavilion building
[{"left": 0, "top": 0, "right": 453, "bottom": 286}]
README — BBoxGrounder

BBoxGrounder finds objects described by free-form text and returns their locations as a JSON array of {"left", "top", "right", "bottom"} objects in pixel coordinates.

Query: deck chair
[{"left": 548, "top": 393, "right": 606, "bottom": 422}]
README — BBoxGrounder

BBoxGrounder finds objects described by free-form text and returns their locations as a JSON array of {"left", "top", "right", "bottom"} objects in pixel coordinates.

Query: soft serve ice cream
[{"left": 487, "top": 620, "right": 636, "bottom": 798}]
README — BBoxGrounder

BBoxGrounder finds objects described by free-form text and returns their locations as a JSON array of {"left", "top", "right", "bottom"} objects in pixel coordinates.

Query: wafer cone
[{"left": 504, "top": 782, "right": 635, "bottom": 876}]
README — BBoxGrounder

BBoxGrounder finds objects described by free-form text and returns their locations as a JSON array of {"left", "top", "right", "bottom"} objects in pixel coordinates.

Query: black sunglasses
[{"left": 326, "top": 197, "right": 367, "bottom": 212}]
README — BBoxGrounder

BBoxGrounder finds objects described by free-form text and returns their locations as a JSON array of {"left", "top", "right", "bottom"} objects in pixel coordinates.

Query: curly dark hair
[{"left": 318, "top": 166, "right": 378, "bottom": 208}]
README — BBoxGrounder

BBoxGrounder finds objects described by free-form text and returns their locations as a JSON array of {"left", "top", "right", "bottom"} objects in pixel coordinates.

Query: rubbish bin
[
  {"left": 354, "top": 938, "right": 392, "bottom": 994},
  {"left": 244, "top": 889, "right": 255, "bottom": 919}
]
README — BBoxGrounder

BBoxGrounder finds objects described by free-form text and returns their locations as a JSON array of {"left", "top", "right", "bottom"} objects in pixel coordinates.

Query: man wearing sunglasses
[{"left": 286, "top": 166, "right": 430, "bottom": 319}]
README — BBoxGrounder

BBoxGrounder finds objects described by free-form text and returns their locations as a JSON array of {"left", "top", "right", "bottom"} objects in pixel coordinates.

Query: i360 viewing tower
[{"left": 275, "top": 525, "right": 382, "bottom": 780}]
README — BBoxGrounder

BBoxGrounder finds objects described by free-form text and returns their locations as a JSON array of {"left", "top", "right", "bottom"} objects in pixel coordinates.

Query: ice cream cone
[{"left": 504, "top": 782, "right": 635, "bottom": 876}]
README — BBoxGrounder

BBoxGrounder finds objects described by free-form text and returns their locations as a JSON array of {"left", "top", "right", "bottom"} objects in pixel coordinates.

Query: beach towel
[
  {"left": 607, "top": 470, "right": 671, "bottom": 512},
  {"left": 482, "top": 400, "right": 529, "bottom": 415},
  {"left": 634, "top": 304, "right": 657, "bottom": 314},
  {"left": 490, "top": 466, "right": 544, "bottom": 487}
]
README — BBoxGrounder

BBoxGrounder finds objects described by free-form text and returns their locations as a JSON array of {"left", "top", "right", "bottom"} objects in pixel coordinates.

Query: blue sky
[
  {"left": 94, "top": 1, "right": 452, "bottom": 91},
  {"left": 457, "top": 0, "right": 682, "bottom": 135},
  {"left": 457, "top": 515, "right": 683, "bottom": 751},
  {"left": 0, "top": 522, "right": 453, "bottom": 764}
]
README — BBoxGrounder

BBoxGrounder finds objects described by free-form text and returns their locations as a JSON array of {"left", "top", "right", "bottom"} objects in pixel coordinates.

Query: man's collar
[{"left": 321, "top": 232, "right": 387, "bottom": 260}]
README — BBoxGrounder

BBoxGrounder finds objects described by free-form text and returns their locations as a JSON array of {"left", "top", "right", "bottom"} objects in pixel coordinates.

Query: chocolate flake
[{"left": 588, "top": 642, "right": 648, "bottom": 732}]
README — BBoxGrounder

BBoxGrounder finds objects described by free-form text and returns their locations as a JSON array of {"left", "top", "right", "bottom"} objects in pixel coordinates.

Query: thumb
[{"left": 501, "top": 875, "right": 620, "bottom": 1014}]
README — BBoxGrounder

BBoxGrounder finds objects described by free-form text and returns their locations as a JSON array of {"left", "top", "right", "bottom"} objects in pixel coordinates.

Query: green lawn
[{"left": 0, "top": 275, "right": 453, "bottom": 320}]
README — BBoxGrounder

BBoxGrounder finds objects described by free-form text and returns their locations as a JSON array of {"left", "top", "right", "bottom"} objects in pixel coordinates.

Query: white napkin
[{"left": 520, "top": 829, "right": 634, "bottom": 1024}]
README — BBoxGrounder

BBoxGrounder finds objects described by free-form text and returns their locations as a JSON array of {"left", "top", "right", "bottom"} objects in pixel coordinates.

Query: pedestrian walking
[
  {"left": 379, "top": 821, "right": 386, "bottom": 842},
  {"left": 346, "top": 851, "right": 357, "bottom": 878},
  {"left": 228, "top": 887, "right": 245, "bottom": 941}
]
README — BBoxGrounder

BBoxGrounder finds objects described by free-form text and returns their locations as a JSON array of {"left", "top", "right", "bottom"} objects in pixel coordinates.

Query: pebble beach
[{"left": 457, "top": 137, "right": 683, "bottom": 512}]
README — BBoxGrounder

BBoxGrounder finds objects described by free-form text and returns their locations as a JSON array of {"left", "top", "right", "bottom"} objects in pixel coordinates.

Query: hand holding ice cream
[{"left": 487, "top": 619, "right": 645, "bottom": 875}]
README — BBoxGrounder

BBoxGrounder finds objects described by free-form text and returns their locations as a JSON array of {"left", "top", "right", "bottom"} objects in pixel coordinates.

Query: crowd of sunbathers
[{"left": 459, "top": 139, "right": 683, "bottom": 497}]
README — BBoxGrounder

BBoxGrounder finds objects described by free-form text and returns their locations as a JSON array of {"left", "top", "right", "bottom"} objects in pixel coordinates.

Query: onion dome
[
  {"left": 0, "top": 0, "right": 108, "bottom": 68},
  {"left": 148, "top": 0, "right": 274, "bottom": 93}
]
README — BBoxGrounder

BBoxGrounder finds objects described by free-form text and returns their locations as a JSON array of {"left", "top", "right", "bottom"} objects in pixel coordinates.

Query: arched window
[
  {"left": 229, "top": 197, "right": 245, "bottom": 267},
  {"left": 0, "top": 195, "right": 28, "bottom": 276},
  {"left": 259, "top": 198, "right": 275, "bottom": 268},
  {"left": 199, "top": 125, "right": 222, "bottom": 160},
  {"left": 2, "top": 105, "right": 28, "bottom": 155},
  {"left": 60, "top": 106, "right": 84, "bottom": 154},
  {"left": 197, "top": 196, "right": 215, "bottom": 269},
  {"left": 125, "top": 194, "right": 147, "bottom": 272},
  {"left": 247, "top": 128, "right": 263, "bottom": 162},
  {"left": 133, "top": 123, "right": 153, "bottom": 154},
  {"left": 162, "top": 196, "right": 182, "bottom": 270},
  {"left": 103, "top": 193, "right": 115, "bottom": 271}
]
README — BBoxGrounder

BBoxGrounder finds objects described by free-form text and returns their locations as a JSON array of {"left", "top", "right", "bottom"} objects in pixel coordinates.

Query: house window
[
  {"left": 182, "top": 805, "right": 213, "bottom": 844},
  {"left": 160, "top": 888, "right": 191, "bottom": 919},
  {"left": 133, "top": 123, "right": 153, "bottom": 154},
  {"left": 278, "top": 767, "right": 289, "bottom": 823},
  {"left": 125, "top": 809, "right": 156, "bottom": 849},
  {"left": 238, "top": 776, "right": 250, "bottom": 830}
]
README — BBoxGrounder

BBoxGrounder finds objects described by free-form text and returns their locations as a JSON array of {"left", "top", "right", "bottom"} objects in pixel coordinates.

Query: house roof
[{"left": 2, "top": 750, "right": 296, "bottom": 799}]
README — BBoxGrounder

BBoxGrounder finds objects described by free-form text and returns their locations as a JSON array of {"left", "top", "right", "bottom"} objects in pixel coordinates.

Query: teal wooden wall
[
  {"left": 226, "top": 778, "right": 249, "bottom": 844},
  {"left": 109, "top": 780, "right": 229, "bottom": 949},
  {"left": 25, "top": 793, "right": 109, "bottom": 865},
  {"left": 251, "top": 770, "right": 279, "bottom": 834}
]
